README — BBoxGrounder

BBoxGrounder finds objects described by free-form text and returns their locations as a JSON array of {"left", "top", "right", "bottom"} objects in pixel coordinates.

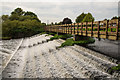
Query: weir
[
  {"left": 0, "top": 34, "right": 120, "bottom": 79},
  {"left": 87, "top": 38, "right": 120, "bottom": 60}
]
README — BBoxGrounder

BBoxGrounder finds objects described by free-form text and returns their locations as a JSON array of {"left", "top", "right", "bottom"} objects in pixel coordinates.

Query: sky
[{"left": 0, "top": 0, "right": 119, "bottom": 24}]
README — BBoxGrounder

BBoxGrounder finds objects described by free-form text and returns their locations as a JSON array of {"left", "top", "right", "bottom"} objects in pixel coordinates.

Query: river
[{"left": 87, "top": 38, "right": 120, "bottom": 60}]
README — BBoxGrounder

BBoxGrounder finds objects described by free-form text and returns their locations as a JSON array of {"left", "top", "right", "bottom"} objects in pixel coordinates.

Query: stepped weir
[{"left": 0, "top": 34, "right": 120, "bottom": 79}]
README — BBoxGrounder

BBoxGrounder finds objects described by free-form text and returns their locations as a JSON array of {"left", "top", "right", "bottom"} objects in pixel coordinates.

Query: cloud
[
  {"left": 0, "top": 0, "right": 119, "bottom": 2},
  {"left": 1, "top": 2, "right": 118, "bottom": 23}
]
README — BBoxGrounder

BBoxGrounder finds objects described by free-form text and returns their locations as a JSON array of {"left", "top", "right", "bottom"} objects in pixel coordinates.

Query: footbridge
[{"left": 45, "top": 19, "right": 120, "bottom": 40}]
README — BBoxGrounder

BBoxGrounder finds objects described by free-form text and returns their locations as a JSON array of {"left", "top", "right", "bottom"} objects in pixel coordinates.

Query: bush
[
  {"left": 48, "top": 33, "right": 56, "bottom": 35},
  {"left": 49, "top": 33, "right": 95, "bottom": 48},
  {"left": 60, "top": 37, "right": 95, "bottom": 47},
  {"left": 60, "top": 34, "right": 73, "bottom": 40},
  {"left": 50, "top": 34, "right": 73, "bottom": 41},
  {"left": 111, "top": 64, "right": 120, "bottom": 71},
  {"left": 2, "top": 8, "right": 45, "bottom": 39},
  {"left": 60, "top": 39, "right": 74, "bottom": 47},
  {"left": 40, "top": 32, "right": 46, "bottom": 35},
  {"left": 50, "top": 34, "right": 59, "bottom": 40}
]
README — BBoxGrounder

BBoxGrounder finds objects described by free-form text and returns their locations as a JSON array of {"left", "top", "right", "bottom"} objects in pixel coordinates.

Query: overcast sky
[{"left": 0, "top": 0, "right": 119, "bottom": 23}]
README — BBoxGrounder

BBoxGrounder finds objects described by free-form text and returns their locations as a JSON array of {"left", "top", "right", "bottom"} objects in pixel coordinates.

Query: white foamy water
[{"left": 1, "top": 34, "right": 120, "bottom": 79}]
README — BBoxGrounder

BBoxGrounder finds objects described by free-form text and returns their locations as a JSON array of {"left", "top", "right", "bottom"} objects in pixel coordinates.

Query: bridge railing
[{"left": 45, "top": 19, "right": 120, "bottom": 40}]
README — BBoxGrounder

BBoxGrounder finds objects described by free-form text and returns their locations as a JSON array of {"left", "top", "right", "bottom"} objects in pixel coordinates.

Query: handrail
[{"left": 45, "top": 19, "right": 120, "bottom": 40}]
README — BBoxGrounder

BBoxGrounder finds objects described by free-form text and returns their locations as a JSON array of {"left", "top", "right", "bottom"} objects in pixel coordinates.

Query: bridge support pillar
[{"left": 73, "top": 35, "right": 84, "bottom": 41}]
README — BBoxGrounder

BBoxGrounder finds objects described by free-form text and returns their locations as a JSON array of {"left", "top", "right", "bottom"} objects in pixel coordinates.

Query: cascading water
[{"left": 1, "top": 34, "right": 120, "bottom": 79}]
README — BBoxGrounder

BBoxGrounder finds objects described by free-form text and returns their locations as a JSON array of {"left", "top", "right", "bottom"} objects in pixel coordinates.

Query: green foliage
[
  {"left": 55, "top": 22, "right": 58, "bottom": 25},
  {"left": 60, "top": 39, "right": 74, "bottom": 47},
  {"left": 111, "top": 16, "right": 119, "bottom": 20},
  {"left": 111, "top": 64, "right": 120, "bottom": 71},
  {"left": 75, "top": 12, "right": 94, "bottom": 23},
  {"left": 49, "top": 34, "right": 64, "bottom": 40},
  {"left": 60, "top": 37, "right": 95, "bottom": 47},
  {"left": 75, "top": 13, "right": 87, "bottom": 23},
  {"left": 50, "top": 34, "right": 73, "bottom": 41},
  {"left": 2, "top": 8, "right": 44, "bottom": 39},
  {"left": 57, "top": 22, "right": 62, "bottom": 25},
  {"left": 41, "top": 23, "right": 46, "bottom": 26},
  {"left": 62, "top": 17, "right": 72, "bottom": 24},
  {"left": 9, "top": 14, "right": 19, "bottom": 21},
  {"left": 82, "top": 13, "right": 94, "bottom": 22},
  {"left": 11, "top": 8, "right": 24, "bottom": 16},
  {"left": 51, "top": 22, "right": 54, "bottom": 25},
  {"left": 60, "top": 34, "right": 73, "bottom": 39},
  {"left": 2, "top": 15, "right": 9, "bottom": 21},
  {"left": 74, "top": 37, "right": 95, "bottom": 45},
  {"left": 24, "top": 11, "right": 41, "bottom": 22},
  {"left": 48, "top": 33, "right": 56, "bottom": 35},
  {"left": 24, "top": 11, "right": 37, "bottom": 17},
  {"left": 50, "top": 34, "right": 59, "bottom": 40}
]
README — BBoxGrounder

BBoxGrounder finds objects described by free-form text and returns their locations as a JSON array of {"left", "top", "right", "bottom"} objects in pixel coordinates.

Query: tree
[
  {"left": 75, "top": 13, "right": 87, "bottom": 23},
  {"left": 9, "top": 14, "right": 19, "bottom": 21},
  {"left": 2, "top": 15, "right": 9, "bottom": 21},
  {"left": 104, "top": 19, "right": 107, "bottom": 21},
  {"left": 24, "top": 11, "right": 41, "bottom": 22},
  {"left": 51, "top": 22, "right": 54, "bottom": 25},
  {"left": 55, "top": 22, "right": 57, "bottom": 25},
  {"left": 82, "top": 13, "right": 94, "bottom": 22},
  {"left": 42, "top": 23, "right": 46, "bottom": 26},
  {"left": 9, "top": 8, "right": 24, "bottom": 21},
  {"left": 62, "top": 17, "right": 72, "bottom": 24},
  {"left": 57, "top": 21, "right": 62, "bottom": 25},
  {"left": 24, "top": 11, "right": 37, "bottom": 17},
  {"left": 75, "top": 12, "right": 94, "bottom": 23},
  {"left": 2, "top": 7, "right": 44, "bottom": 39},
  {"left": 111, "top": 16, "right": 118, "bottom": 20},
  {"left": 11, "top": 8, "right": 24, "bottom": 16}
]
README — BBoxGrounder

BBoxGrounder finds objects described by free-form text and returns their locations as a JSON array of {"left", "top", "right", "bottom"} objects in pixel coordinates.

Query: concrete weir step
[
  {"left": 66, "top": 46, "right": 117, "bottom": 74},
  {"left": 62, "top": 47, "right": 112, "bottom": 77},
  {"left": 55, "top": 48, "right": 111, "bottom": 78},
  {"left": 73, "top": 45, "right": 119, "bottom": 64},
  {"left": 1, "top": 34, "right": 120, "bottom": 79}
]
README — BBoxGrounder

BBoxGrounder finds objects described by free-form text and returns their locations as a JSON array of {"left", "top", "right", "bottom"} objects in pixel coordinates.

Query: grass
[
  {"left": 108, "top": 64, "right": 120, "bottom": 74},
  {"left": 47, "top": 33, "right": 95, "bottom": 48},
  {"left": 40, "top": 32, "right": 47, "bottom": 35},
  {"left": 50, "top": 34, "right": 73, "bottom": 41},
  {"left": 111, "top": 64, "right": 120, "bottom": 72},
  {"left": 60, "top": 39, "right": 74, "bottom": 47},
  {"left": 50, "top": 34, "right": 60, "bottom": 40},
  {"left": 60, "top": 37, "right": 95, "bottom": 48},
  {"left": 60, "top": 34, "right": 73, "bottom": 39},
  {"left": 48, "top": 32, "right": 56, "bottom": 35}
]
